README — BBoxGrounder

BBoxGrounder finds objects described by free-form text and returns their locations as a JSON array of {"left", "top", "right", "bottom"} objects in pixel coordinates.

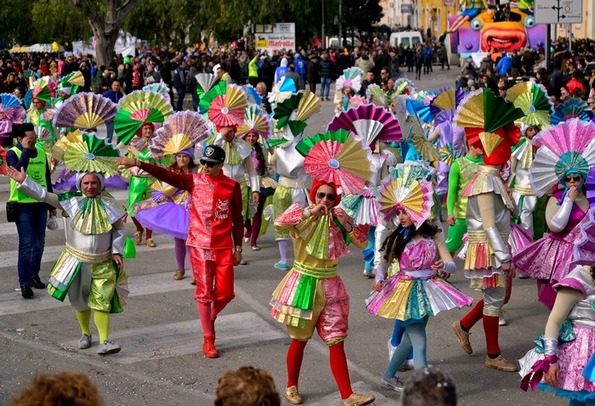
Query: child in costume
[
  {"left": 366, "top": 163, "right": 473, "bottom": 391},
  {"left": 134, "top": 148, "right": 197, "bottom": 281}
]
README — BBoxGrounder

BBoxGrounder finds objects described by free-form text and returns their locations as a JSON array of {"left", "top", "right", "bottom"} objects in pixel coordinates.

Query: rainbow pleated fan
[
  {"left": 63, "top": 132, "right": 121, "bottom": 176},
  {"left": 505, "top": 81, "right": 553, "bottom": 128},
  {"left": 237, "top": 105, "right": 272, "bottom": 140},
  {"left": 199, "top": 82, "right": 248, "bottom": 127},
  {"left": 335, "top": 67, "right": 364, "bottom": 93},
  {"left": 149, "top": 111, "right": 211, "bottom": 157},
  {"left": 53, "top": 93, "right": 118, "bottom": 131},
  {"left": 296, "top": 129, "right": 374, "bottom": 195},
  {"left": 114, "top": 90, "right": 173, "bottom": 145}
]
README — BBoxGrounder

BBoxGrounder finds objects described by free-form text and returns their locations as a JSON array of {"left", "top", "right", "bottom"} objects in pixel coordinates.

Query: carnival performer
[
  {"left": 450, "top": 88, "right": 524, "bottom": 372},
  {"left": 126, "top": 122, "right": 159, "bottom": 247},
  {"left": 8, "top": 166, "right": 128, "bottom": 355},
  {"left": 367, "top": 164, "right": 473, "bottom": 391},
  {"left": 446, "top": 144, "right": 483, "bottom": 255},
  {"left": 241, "top": 129, "right": 274, "bottom": 251},
  {"left": 509, "top": 124, "right": 540, "bottom": 238},
  {"left": 270, "top": 181, "right": 375, "bottom": 406},
  {"left": 207, "top": 124, "right": 260, "bottom": 260},
  {"left": 519, "top": 265, "right": 594, "bottom": 405},
  {"left": 513, "top": 119, "right": 595, "bottom": 310},
  {"left": 133, "top": 148, "right": 197, "bottom": 281},
  {"left": 116, "top": 144, "right": 244, "bottom": 359}
]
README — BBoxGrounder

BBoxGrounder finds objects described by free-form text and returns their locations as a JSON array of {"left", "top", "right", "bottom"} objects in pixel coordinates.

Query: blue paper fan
[
  {"left": 1, "top": 93, "right": 22, "bottom": 109},
  {"left": 244, "top": 84, "right": 262, "bottom": 106}
]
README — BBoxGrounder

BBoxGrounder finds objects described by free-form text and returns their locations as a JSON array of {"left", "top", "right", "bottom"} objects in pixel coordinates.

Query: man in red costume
[{"left": 116, "top": 145, "right": 244, "bottom": 358}]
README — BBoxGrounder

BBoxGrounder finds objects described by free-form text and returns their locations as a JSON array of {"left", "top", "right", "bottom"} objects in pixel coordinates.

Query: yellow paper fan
[
  {"left": 478, "top": 131, "right": 504, "bottom": 156},
  {"left": 431, "top": 89, "right": 455, "bottom": 111},
  {"left": 161, "top": 133, "right": 194, "bottom": 155},
  {"left": 52, "top": 130, "right": 84, "bottom": 161},
  {"left": 294, "top": 90, "right": 321, "bottom": 122},
  {"left": 454, "top": 90, "right": 484, "bottom": 128},
  {"left": 68, "top": 71, "right": 85, "bottom": 87},
  {"left": 225, "top": 84, "right": 249, "bottom": 110}
]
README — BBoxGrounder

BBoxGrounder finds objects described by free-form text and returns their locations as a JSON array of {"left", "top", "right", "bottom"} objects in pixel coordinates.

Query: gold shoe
[
  {"left": 485, "top": 355, "right": 519, "bottom": 372},
  {"left": 173, "top": 270, "right": 185, "bottom": 280},
  {"left": 146, "top": 239, "right": 157, "bottom": 247},
  {"left": 285, "top": 386, "right": 302, "bottom": 405},
  {"left": 189, "top": 276, "right": 196, "bottom": 285},
  {"left": 133, "top": 232, "right": 142, "bottom": 245},
  {"left": 342, "top": 393, "right": 375, "bottom": 406}
]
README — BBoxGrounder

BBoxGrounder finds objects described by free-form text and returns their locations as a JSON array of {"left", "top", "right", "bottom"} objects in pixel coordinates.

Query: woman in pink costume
[
  {"left": 270, "top": 180, "right": 375, "bottom": 406},
  {"left": 513, "top": 174, "right": 590, "bottom": 309},
  {"left": 520, "top": 264, "right": 595, "bottom": 405}
]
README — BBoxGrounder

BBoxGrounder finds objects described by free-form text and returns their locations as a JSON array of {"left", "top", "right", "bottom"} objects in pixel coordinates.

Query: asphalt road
[{"left": 0, "top": 67, "right": 562, "bottom": 406}]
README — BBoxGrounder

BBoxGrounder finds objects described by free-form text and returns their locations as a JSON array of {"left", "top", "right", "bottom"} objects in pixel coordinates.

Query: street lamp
[{"left": 322, "top": 0, "right": 326, "bottom": 48}]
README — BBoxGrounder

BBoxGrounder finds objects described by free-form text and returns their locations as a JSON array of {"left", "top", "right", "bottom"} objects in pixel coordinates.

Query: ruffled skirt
[
  {"left": 365, "top": 273, "right": 473, "bottom": 322},
  {"left": 340, "top": 189, "right": 379, "bottom": 226},
  {"left": 135, "top": 201, "right": 189, "bottom": 240},
  {"left": 513, "top": 234, "right": 575, "bottom": 282}
]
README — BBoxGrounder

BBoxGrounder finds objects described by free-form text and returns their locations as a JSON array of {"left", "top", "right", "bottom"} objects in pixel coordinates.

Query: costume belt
[
  {"left": 466, "top": 230, "right": 509, "bottom": 244},
  {"left": 278, "top": 176, "right": 309, "bottom": 189},
  {"left": 65, "top": 244, "right": 113, "bottom": 264},
  {"left": 293, "top": 261, "right": 337, "bottom": 279},
  {"left": 513, "top": 185, "right": 535, "bottom": 195}
]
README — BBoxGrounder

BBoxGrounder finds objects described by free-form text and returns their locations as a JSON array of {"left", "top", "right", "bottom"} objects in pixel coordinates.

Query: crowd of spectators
[{"left": 1, "top": 35, "right": 594, "bottom": 112}]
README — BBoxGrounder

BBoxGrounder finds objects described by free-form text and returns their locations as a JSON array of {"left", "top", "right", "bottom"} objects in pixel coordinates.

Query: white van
[
  {"left": 389, "top": 31, "right": 423, "bottom": 48},
  {"left": 327, "top": 36, "right": 362, "bottom": 49}
]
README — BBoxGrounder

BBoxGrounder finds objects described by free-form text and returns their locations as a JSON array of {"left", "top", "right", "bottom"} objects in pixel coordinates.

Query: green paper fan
[
  {"left": 63, "top": 133, "right": 121, "bottom": 176},
  {"left": 273, "top": 93, "right": 302, "bottom": 129},
  {"left": 505, "top": 82, "right": 553, "bottom": 128},
  {"left": 198, "top": 81, "right": 227, "bottom": 114},
  {"left": 114, "top": 91, "right": 173, "bottom": 145},
  {"left": 482, "top": 88, "right": 525, "bottom": 133}
]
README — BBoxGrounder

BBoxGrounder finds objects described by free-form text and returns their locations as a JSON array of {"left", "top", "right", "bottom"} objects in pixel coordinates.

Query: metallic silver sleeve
[{"left": 485, "top": 226, "right": 511, "bottom": 264}]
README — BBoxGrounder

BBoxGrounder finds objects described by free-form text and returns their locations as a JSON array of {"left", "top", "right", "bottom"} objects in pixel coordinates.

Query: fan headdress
[{"left": 309, "top": 180, "right": 341, "bottom": 207}]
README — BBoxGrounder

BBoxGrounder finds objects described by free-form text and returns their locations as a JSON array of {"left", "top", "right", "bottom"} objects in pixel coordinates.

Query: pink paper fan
[
  {"left": 208, "top": 95, "right": 244, "bottom": 127},
  {"left": 327, "top": 104, "right": 401, "bottom": 146}
]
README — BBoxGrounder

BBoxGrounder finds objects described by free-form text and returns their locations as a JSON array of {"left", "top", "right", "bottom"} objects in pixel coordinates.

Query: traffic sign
[{"left": 534, "top": 0, "right": 582, "bottom": 24}]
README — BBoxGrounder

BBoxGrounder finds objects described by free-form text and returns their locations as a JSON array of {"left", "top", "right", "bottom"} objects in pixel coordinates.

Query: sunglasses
[
  {"left": 200, "top": 159, "right": 219, "bottom": 168},
  {"left": 316, "top": 192, "right": 336, "bottom": 201},
  {"left": 565, "top": 175, "right": 581, "bottom": 182}
]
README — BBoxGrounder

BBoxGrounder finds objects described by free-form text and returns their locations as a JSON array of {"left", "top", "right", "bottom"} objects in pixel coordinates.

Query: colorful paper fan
[
  {"left": 149, "top": 111, "right": 211, "bottom": 157},
  {"left": 199, "top": 82, "right": 248, "bottom": 127},
  {"left": 587, "top": 166, "right": 595, "bottom": 206},
  {"left": 58, "top": 71, "right": 85, "bottom": 94},
  {"left": 237, "top": 105, "right": 272, "bottom": 140},
  {"left": 335, "top": 67, "right": 364, "bottom": 92},
  {"left": 406, "top": 92, "right": 435, "bottom": 124},
  {"left": 394, "top": 78, "right": 417, "bottom": 96},
  {"left": 0, "top": 146, "right": 6, "bottom": 175},
  {"left": 53, "top": 93, "right": 118, "bottom": 131},
  {"left": 34, "top": 125, "right": 52, "bottom": 141},
  {"left": 572, "top": 204, "right": 595, "bottom": 266},
  {"left": 24, "top": 76, "right": 52, "bottom": 108},
  {"left": 114, "top": 90, "right": 173, "bottom": 145},
  {"left": 454, "top": 88, "right": 524, "bottom": 158},
  {"left": 411, "top": 123, "right": 440, "bottom": 162},
  {"left": 378, "top": 163, "right": 435, "bottom": 228},
  {"left": 328, "top": 103, "right": 401, "bottom": 146},
  {"left": 195, "top": 73, "right": 219, "bottom": 98},
  {"left": 296, "top": 129, "right": 374, "bottom": 195},
  {"left": 63, "top": 132, "right": 121, "bottom": 176},
  {"left": 366, "top": 84, "right": 387, "bottom": 106},
  {"left": 0, "top": 93, "right": 26, "bottom": 125},
  {"left": 550, "top": 98, "right": 591, "bottom": 125},
  {"left": 273, "top": 90, "right": 321, "bottom": 132},
  {"left": 268, "top": 77, "right": 297, "bottom": 105},
  {"left": 505, "top": 82, "right": 554, "bottom": 128},
  {"left": 52, "top": 130, "right": 84, "bottom": 161},
  {"left": 143, "top": 82, "right": 171, "bottom": 103},
  {"left": 530, "top": 118, "right": 595, "bottom": 196},
  {"left": 244, "top": 84, "right": 262, "bottom": 106}
]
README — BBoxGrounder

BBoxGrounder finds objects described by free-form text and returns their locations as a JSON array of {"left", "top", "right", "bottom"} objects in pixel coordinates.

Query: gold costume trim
[
  {"left": 293, "top": 261, "right": 337, "bottom": 279},
  {"left": 65, "top": 244, "right": 113, "bottom": 264}
]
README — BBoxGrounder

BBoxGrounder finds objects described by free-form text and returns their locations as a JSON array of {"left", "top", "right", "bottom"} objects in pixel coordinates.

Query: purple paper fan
[{"left": 327, "top": 104, "right": 401, "bottom": 145}]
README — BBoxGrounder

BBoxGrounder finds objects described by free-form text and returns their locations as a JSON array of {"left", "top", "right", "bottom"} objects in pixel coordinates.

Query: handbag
[{"left": 6, "top": 201, "right": 17, "bottom": 223}]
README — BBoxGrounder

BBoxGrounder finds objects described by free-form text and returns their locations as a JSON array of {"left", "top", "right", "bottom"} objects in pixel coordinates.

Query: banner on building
[{"left": 254, "top": 23, "right": 296, "bottom": 53}]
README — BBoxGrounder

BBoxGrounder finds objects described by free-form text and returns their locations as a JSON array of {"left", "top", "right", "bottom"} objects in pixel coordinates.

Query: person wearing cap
[
  {"left": 207, "top": 125, "right": 260, "bottom": 264},
  {"left": 133, "top": 147, "right": 198, "bottom": 281},
  {"left": 7, "top": 167, "right": 128, "bottom": 356},
  {"left": 116, "top": 145, "right": 244, "bottom": 358}
]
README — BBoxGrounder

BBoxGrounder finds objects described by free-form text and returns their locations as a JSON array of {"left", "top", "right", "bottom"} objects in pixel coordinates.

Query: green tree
[
  {"left": 343, "top": 0, "right": 383, "bottom": 38},
  {"left": 31, "top": 0, "right": 92, "bottom": 44},
  {"left": 0, "top": 0, "right": 35, "bottom": 45}
]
